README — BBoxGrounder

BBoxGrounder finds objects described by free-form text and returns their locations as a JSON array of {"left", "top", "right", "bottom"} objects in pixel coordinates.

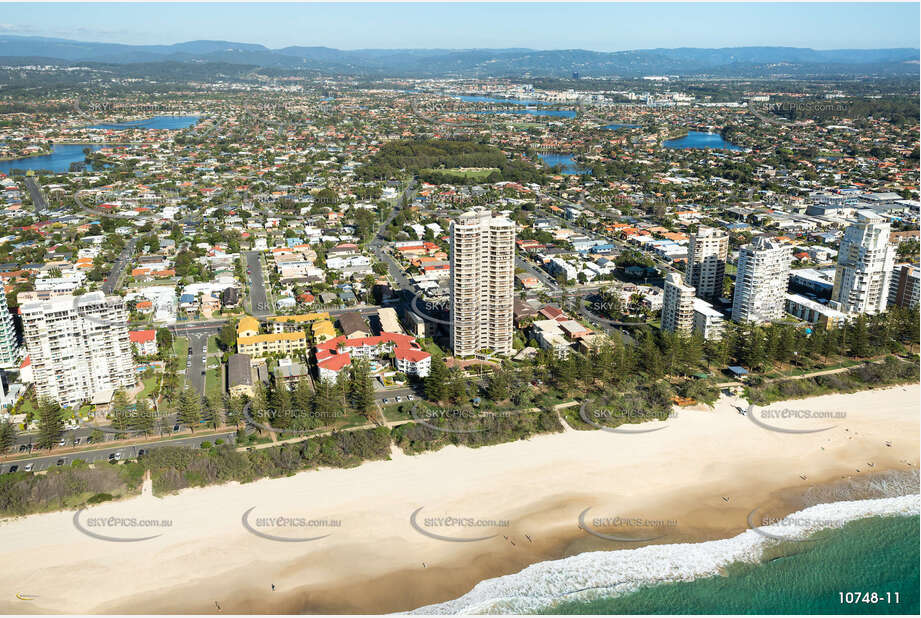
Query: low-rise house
[
  {"left": 338, "top": 312, "right": 370, "bottom": 339},
  {"left": 274, "top": 358, "right": 311, "bottom": 390},
  {"left": 228, "top": 354, "right": 254, "bottom": 398},
  {"left": 128, "top": 329, "right": 157, "bottom": 357}
]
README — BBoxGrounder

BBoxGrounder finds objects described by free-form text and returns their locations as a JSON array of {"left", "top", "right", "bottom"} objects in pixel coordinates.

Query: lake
[
  {"left": 474, "top": 109, "right": 576, "bottom": 119},
  {"left": 0, "top": 144, "right": 103, "bottom": 175},
  {"left": 455, "top": 95, "right": 541, "bottom": 105},
  {"left": 663, "top": 130, "right": 743, "bottom": 150},
  {"left": 539, "top": 153, "right": 590, "bottom": 175},
  {"left": 603, "top": 123, "right": 640, "bottom": 130},
  {"left": 87, "top": 115, "right": 200, "bottom": 130}
]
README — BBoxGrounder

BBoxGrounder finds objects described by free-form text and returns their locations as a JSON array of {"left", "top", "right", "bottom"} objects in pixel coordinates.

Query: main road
[
  {"left": 23, "top": 177, "right": 49, "bottom": 215},
  {"left": 102, "top": 236, "right": 139, "bottom": 294},
  {"left": 245, "top": 251, "right": 272, "bottom": 316},
  {"left": 0, "top": 431, "right": 237, "bottom": 474}
]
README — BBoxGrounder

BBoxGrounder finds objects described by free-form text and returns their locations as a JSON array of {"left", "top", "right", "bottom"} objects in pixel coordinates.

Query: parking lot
[{"left": 1, "top": 431, "right": 237, "bottom": 474}]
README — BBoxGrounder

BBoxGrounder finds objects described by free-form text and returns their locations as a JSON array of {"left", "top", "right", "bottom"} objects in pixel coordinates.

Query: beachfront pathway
[{"left": 713, "top": 358, "right": 886, "bottom": 389}]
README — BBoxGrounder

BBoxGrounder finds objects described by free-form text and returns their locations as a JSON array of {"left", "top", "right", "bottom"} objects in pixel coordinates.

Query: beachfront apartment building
[
  {"left": 0, "top": 290, "right": 20, "bottom": 368},
  {"left": 731, "top": 237, "right": 793, "bottom": 324},
  {"left": 662, "top": 272, "right": 695, "bottom": 335},
  {"left": 449, "top": 207, "right": 516, "bottom": 357},
  {"left": 890, "top": 264, "right": 920, "bottom": 309},
  {"left": 831, "top": 210, "right": 896, "bottom": 315},
  {"left": 315, "top": 332, "right": 431, "bottom": 383},
  {"left": 685, "top": 226, "right": 729, "bottom": 301},
  {"left": 692, "top": 298, "right": 726, "bottom": 341},
  {"left": 236, "top": 315, "right": 309, "bottom": 358},
  {"left": 21, "top": 291, "right": 135, "bottom": 407},
  {"left": 265, "top": 312, "right": 331, "bottom": 333},
  {"left": 237, "top": 331, "right": 308, "bottom": 359}
]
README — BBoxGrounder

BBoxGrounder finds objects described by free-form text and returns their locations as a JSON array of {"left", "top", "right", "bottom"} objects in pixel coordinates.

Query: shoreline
[
  {"left": 0, "top": 384, "right": 917, "bottom": 614},
  {"left": 0, "top": 149, "right": 53, "bottom": 162}
]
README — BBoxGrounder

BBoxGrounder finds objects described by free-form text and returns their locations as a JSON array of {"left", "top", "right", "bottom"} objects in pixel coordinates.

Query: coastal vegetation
[
  {"left": 745, "top": 355, "right": 920, "bottom": 405},
  {"left": 391, "top": 408, "right": 563, "bottom": 454}
]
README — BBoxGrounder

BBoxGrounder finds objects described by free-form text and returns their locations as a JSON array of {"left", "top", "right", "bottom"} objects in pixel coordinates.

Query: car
[
  {"left": 108, "top": 453, "right": 116, "bottom": 461},
  {"left": 246, "top": 447, "right": 254, "bottom": 452},
  {"left": 114, "top": 452, "right": 122, "bottom": 461},
  {"left": 173, "top": 424, "right": 180, "bottom": 432},
  {"left": 137, "top": 449, "right": 146, "bottom": 458},
  {"left": 382, "top": 398, "right": 389, "bottom": 404},
  {"left": 202, "top": 368, "right": 206, "bottom": 376},
  {"left": 58, "top": 438, "right": 66, "bottom": 447},
  {"left": 86, "top": 436, "right": 94, "bottom": 444},
  {"left": 395, "top": 396, "right": 402, "bottom": 403},
  {"left": 407, "top": 394, "right": 415, "bottom": 401},
  {"left": 8, "top": 465, "right": 18, "bottom": 473},
  {"left": 73, "top": 438, "right": 81, "bottom": 446},
  {"left": 18, "top": 444, "right": 26, "bottom": 453},
  {"left": 56, "top": 459, "right": 65, "bottom": 466},
  {"left": 24, "top": 463, "right": 33, "bottom": 472}
]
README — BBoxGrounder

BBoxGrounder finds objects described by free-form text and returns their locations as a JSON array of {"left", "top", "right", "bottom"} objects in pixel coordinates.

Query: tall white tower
[
  {"left": 731, "top": 237, "right": 792, "bottom": 324},
  {"left": 0, "top": 290, "right": 20, "bottom": 368},
  {"left": 662, "top": 272, "right": 695, "bottom": 335},
  {"left": 450, "top": 208, "right": 515, "bottom": 357},
  {"left": 21, "top": 291, "right": 135, "bottom": 407},
  {"left": 832, "top": 210, "right": 896, "bottom": 315},
  {"left": 686, "top": 226, "right": 729, "bottom": 301}
]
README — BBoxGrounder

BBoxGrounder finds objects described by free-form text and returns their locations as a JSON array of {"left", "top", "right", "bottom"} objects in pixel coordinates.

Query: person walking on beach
[{"left": 271, "top": 584, "right": 276, "bottom": 592}]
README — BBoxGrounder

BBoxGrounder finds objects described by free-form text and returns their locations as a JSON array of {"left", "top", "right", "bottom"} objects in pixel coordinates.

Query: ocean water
[
  {"left": 410, "top": 475, "right": 920, "bottom": 615},
  {"left": 544, "top": 515, "right": 919, "bottom": 615}
]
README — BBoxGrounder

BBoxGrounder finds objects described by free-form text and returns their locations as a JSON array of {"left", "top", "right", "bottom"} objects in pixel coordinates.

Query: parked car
[
  {"left": 56, "top": 459, "right": 65, "bottom": 466},
  {"left": 8, "top": 465, "right": 18, "bottom": 473},
  {"left": 24, "top": 463, "right": 33, "bottom": 472}
]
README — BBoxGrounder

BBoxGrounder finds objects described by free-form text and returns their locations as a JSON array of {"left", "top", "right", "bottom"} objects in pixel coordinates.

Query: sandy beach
[{"left": 0, "top": 384, "right": 918, "bottom": 614}]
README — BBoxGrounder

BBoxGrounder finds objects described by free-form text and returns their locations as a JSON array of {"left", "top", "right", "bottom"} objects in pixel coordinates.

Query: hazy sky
[{"left": 1, "top": 2, "right": 918, "bottom": 50}]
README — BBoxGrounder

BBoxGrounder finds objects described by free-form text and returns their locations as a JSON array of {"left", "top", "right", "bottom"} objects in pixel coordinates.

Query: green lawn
[
  {"left": 205, "top": 367, "right": 223, "bottom": 399},
  {"left": 17, "top": 395, "right": 38, "bottom": 417},
  {"left": 207, "top": 336, "right": 219, "bottom": 354},
  {"left": 138, "top": 376, "right": 160, "bottom": 400},
  {"left": 420, "top": 167, "right": 500, "bottom": 181},
  {"left": 381, "top": 403, "right": 413, "bottom": 422},
  {"left": 173, "top": 337, "right": 189, "bottom": 358}
]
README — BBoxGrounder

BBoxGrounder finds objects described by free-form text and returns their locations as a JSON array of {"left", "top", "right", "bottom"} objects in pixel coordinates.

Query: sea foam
[{"left": 409, "top": 493, "right": 921, "bottom": 615}]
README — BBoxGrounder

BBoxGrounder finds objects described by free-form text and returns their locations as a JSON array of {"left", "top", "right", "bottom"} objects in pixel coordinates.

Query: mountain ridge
[{"left": 0, "top": 35, "right": 916, "bottom": 77}]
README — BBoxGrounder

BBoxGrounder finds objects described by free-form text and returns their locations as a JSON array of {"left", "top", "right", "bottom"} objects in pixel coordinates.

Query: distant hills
[{"left": 0, "top": 35, "right": 917, "bottom": 77}]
